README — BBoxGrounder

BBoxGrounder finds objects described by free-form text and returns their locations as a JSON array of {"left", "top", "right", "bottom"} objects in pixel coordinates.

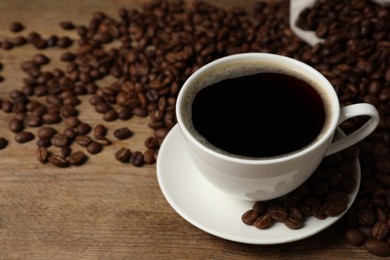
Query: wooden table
[{"left": 0, "top": 1, "right": 373, "bottom": 259}]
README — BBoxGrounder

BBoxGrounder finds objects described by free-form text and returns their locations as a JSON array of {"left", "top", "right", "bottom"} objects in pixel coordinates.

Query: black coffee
[{"left": 191, "top": 72, "right": 326, "bottom": 158}]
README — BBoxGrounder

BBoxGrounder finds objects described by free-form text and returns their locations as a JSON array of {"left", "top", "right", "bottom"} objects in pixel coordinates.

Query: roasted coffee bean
[
  {"left": 87, "top": 141, "right": 102, "bottom": 154},
  {"left": 42, "top": 112, "right": 61, "bottom": 124},
  {"left": 133, "top": 107, "right": 147, "bottom": 117},
  {"left": 60, "top": 105, "right": 78, "bottom": 117},
  {"left": 268, "top": 206, "right": 288, "bottom": 222},
  {"left": 95, "top": 137, "right": 112, "bottom": 146},
  {"left": 14, "top": 131, "right": 34, "bottom": 143},
  {"left": 57, "top": 36, "right": 73, "bottom": 48},
  {"left": 95, "top": 102, "right": 112, "bottom": 114},
  {"left": 61, "top": 146, "right": 72, "bottom": 158},
  {"left": 25, "top": 115, "right": 42, "bottom": 127},
  {"left": 114, "top": 127, "right": 133, "bottom": 140},
  {"left": 284, "top": 216, "right": 303, "bottom": 230},
  {"left": 254, "top": 213, "right": 272, "bottom": 229},
  {"left": 143, "top": 149, "right": 156, "bottom": 164},
  {"left": 64, "top": 116, "right": 80, "bottom": 128},
  {"left": 59, "top": 21, "right": 75, "bottom": 30},
  {"left": 68, "top": 151, "right": 87, "bottom": 166},
  {"left": 63, "top": 128, "right": 77, "bottom": 141},
  {"left": 103, "top": 109, "right": 118, "bottom": 121},
  {"left": 35, "top": 147, "right": 49, "bottom": 163},
  {"left": 51, "top": 133, "right": 68, "bottom": 147},
  {"left": 252, "top": 201, "right": 268, "bottom": 215},
  {"left": 0, "top": 137, "right": 8, "bottom": 149},
  {"left": 372, "top": 221, "right": 389, "bottom": 240},
  {"left": 48, "top": 155, "right": 70, "bottom": 168},
  {"left": 8, "top": 118, "right": 24, "bottom": 133},
  {"left": 76, "top": 123, "right": 92, "bottom": 135},
  {"left": 241, "top": 210, "right": 258, "bottom": 225},
  {"left": 144, "top": 136, "right": 158, "bottom": 149},
  {"left": 60, "top": 52, "right": 76, "bottom": 62},
  {"left": 130, "top": 151, "right": 144, "bottom": 167},
  {"left": 37, "top": 126, "right": 57, "bottom": 139},
  {"left": 93, "top": 124, "right": 107, "bottom": 139},
  {"left": 357, "top": 208, "right": 376, "bottom": 226},
  {"left": 9, "top": 22, "right": 24, "bottom": 32},
  {"left": 345, "top": 227, "right": 366, "bottom": 246},
  {"left": 365, "top": 239, "right": 390, "bottom": 257},
  {"left": 115, "top": 147, "right": 132, "bottom": 163},
  {"left": 118, "top": 107, "right": 133, "bottom": 120},
  {"left": 32, "top": 53, "right": 50, "bottom": 65},
  {"left": 37, "top": 138, "right": 51, "bottom": 147},
  {"left": 322, "top": 191, "right": 348, "bottom": 217},
  {"left": 75, "top": 135, "right": 92, "bottom": 147}
]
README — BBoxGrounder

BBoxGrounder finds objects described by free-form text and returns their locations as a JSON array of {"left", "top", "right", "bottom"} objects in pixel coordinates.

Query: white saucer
[{"left": 157, "top": 125, "right": 360, "bottom": 245}]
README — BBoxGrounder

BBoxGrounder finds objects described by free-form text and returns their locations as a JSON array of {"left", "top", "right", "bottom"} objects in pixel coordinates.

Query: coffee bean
[
  {"left": 87, "top": 141, "right": 102, "bottom": 154},
  {"left": 115, "top": 147, "right": 132, "bottom": 163},
  {"left": 50, "top": 133, "right": 68, "bottom": 147},
  {"left": 114, "top": 127, "right": 133, "bottom": 140},
  {"left": 59, "top": 21, "right": 75, "bottom": 30},
  {"left": 48, "top": 155, "right": 70, "bottom": 168},
  {"left": 144, "top": 136, "right": 158, "bottom": 149},
  {"left": 42, "top": 112, "right": 61, "bottom": 124},
  {"left": 93, "top": 124, "right": 107, "bottom": 139},
  {"left": 345, "top": 227, "right": 366, "bottom": 246},
  {"left": 14, "top": 131, "right": 34, "bottom": 143},
  {"left": 36, "top": 147, "right": 49, "bottom": 163},
  {"left": 95, "top": 102, "right": 112, "bottom": 114},
  {"left": 130, "top": 151, "right": 144, "bottom": 167},
  {"left": 9, "top": 22, "right": 24, "bottom": 33},
  {"left": 322, "top": 191, "right": 348, "bottom": 217},
  {"left": 37, "top": 127, "right": 57, "bottom": 139},
  {"left": 8, "top": 118, "right": 24, "bottom": 133},
  {"left": 95, "top": 137, "right": 112, "bottom": 146},
  {"left": 0, "top": 137, "right": 8, "bottom": 149},
  {"left": 254, "top": 213, "right": 272, "bottom": 229},
  {"left": 268, "top": 206, "right": 288, "bottom": 222},
  {"left": 75, "top": 135, "right": 92, "bottom": 147},
  {"left": 76, "top": 123, "right": 92, "bottom": 135},
  {"left": 60, "top": 105, "right": 78, "bottom": 117},
  {"left": 25, "top": 115, "right": 42, "bottom": 127},
  {"left": 365, "top": 239, "right": 390, "bottom": 257},
  {"left": 284, "top": 216, "right": 303, "bottom": 230},
  {"left": 32, "top": 53, "right": 50, "bottom": 66},
  {"left": 357, "top": 208, "right": 376, "bottom": 226},
  {"left": 57, "top": 36, "right": 73, "bottom": 48},
  {"left": 252, "top": 201, "right": 268, "bottom": 215},
  {"left": 64, "top": 116, "right": 80, "bottom": 128},
  {"left": 372, "top": 221, "right": 389, "bottom": 240},
  {"left": 103, "top": 109, "right": 118, "bottom": 121},
  {"left": 37, "top": 138, "right": 51, "bottom": 147},
  {"left": 143, "top": 149, "right": 156, "bottom": 164},
  {"left": 118, "top": 107, "right": 133, "bottom": 120},
  {"left": 60, "top": 52, "right": 76, "bottom": 62},
  {"left": 68, "top": 151, "right": 87, "bottom": 166},
  {"left": 63, "top": 128, "right": 77, "bottom": 141},
  {"left": 241, "top": 209, "right": 258, "bottom": 225}
]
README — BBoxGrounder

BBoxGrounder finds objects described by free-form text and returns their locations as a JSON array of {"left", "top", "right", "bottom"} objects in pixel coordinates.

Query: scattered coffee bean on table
[
  {"left": 0, "top": 0, "right": 389, "bottom": 256},
  {"left": 0, "top": 137, "right": 8, "bottom": 149}
]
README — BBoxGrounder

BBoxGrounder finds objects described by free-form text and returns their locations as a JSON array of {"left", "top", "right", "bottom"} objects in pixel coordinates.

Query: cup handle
[{"left": 325, "top": 103, "right": 379, "bottom": 156}]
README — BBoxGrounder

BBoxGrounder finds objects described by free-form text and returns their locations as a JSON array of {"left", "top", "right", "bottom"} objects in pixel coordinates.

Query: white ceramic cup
[{"left": 176, "top": 53, "right": 379, "bottom": 201}]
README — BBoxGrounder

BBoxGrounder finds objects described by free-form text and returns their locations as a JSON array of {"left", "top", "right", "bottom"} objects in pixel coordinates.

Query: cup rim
[{"left": 176, "top": 52, "right": 340, "bottom": 164}]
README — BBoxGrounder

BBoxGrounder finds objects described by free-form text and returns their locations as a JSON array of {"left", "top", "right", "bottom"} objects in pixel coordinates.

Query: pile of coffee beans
[
  {"left": 0, "top": 0, "right": 389, "bottom": 256},
  {"left": 242, "top": 145, "right": 358, "bottom": 230}
]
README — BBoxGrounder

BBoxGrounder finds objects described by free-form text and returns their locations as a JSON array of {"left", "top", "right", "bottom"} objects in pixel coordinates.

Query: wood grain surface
[{"left": 0, "top": 0, "right": 374, "bottom": 259}]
